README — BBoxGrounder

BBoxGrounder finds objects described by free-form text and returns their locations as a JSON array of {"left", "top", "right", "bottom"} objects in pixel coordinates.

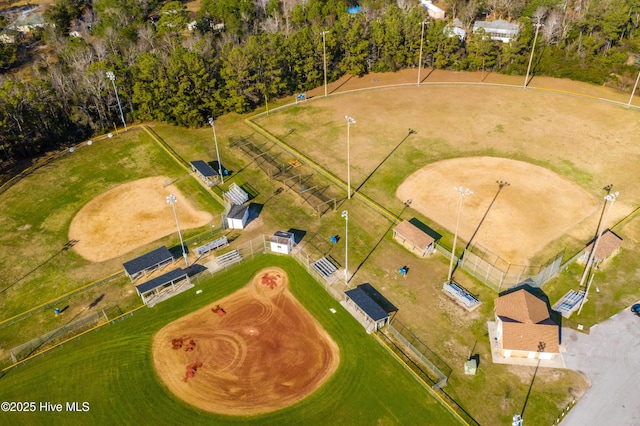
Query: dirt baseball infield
[
  {"left": 69, "top": 176, "right": 213, "bottom": 262},
  {"left": 397, "top": 157, "right": 597, "bottom": 265},
  {"left": 152, "top": 267, "right": 340, "bottom": 416}
]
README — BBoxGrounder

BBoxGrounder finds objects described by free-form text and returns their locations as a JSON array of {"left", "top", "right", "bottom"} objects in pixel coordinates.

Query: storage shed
[
  {"left": 270, "top": 231, "right": 295, "bottom": 254},
  {"left": 393, "top": 220, "right": 441, "bottom": 257},
  {"left": 226, "top": 204, "right": 249, "bottom": 229}
]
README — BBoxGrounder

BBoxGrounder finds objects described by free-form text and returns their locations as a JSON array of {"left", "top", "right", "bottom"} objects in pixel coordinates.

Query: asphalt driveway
[{"left": 561, "top": 308, "right": 640, "bottom": 425}]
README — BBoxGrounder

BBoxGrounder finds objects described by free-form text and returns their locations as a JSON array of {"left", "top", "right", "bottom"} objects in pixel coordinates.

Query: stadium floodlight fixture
[
  {"left": 577, "top": 191, "right": 619, "bottom": 315},
  {"left": 345, "top": 116, "right": 356, "bottom": 199},
  {"left": 208, "top": 117, "right": 224, "bottom": 185},
  {"left": 166, "top": 194, "right": 188, "bottom": 268},
  {"left": 322, "top": 30, "right": 330, "bottom": 97},
  {"left": 342, "top": 210, "right": 349, "bottom": 283},
  {"left": 106, "top": 71, "right": 127, "bottom": 131},
  {"left": 417, "top": 20, "right": 428, "bottom": 85},
  {"left": 447, "top": 186, "right": 473, "bottom": 284}
]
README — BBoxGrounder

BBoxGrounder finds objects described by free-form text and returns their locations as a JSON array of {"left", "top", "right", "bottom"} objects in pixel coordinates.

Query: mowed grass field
[
  {"left": 0, "top": 127, "right": 224, "bottom": 360},
  {"left": 0, "top": 256, "right": 458, "bottom": 425}
]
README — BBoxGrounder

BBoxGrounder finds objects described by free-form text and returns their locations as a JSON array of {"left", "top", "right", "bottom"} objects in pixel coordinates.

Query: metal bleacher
[
  {"left": 311, "top": 257, "right": 338, "bottom": 282},
  {"left": 443, "top": 282, "right": 480, "bottom": 310},
  {"left": 224, "top": 183, "right": 249, "bottom": 206},
  {"left": 195, "top": 236, "right": 228, "bottom": 257},
  {"left": 554, "top": 290, "right": 585, "bottom": 317},
  {"left": 216, "top": 249, "right": 242, "bottom": 268}
]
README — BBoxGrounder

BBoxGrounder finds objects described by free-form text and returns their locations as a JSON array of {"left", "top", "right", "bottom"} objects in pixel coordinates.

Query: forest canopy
[{"left": 1, "top": 0, "right": 639, "bottom": 162}]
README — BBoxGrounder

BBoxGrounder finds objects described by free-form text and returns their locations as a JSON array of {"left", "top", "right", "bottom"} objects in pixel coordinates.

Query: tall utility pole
[
  {"left": 322, "top": 30, "right": 330, "bottom": 97},
  {"left": 345, "top": 115, "right": 356, "bottom": 199},
  {"left": 447, "top": 186, "right": 473, "bottom": 284},
  {"left": 577, "top": 191, "right": 619, "bottom": 315},
  {"left": 166, "top": 194, "right": 188, "bottom": 268},
  {"left": 342, "top": 210, "right": 349, "bottom": 283},
  {"left": 627, "top": 70, "right": 640, "bottom": 107},
  {"left": 208, "top": 117, "right": 224, "bottom": 185},
  {"left": 523, "top": 22, "right": 543, "bottom": 89},
  {"left": 106, "top": 71, "right": 127, "bottom": 131},
  {"left": 417, "top": 21, "right": 428, "bottom": 85}
]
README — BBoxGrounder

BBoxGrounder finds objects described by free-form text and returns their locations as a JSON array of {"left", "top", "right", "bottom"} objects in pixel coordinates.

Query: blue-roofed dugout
[
  {"left": 123, "top": 246, "right": 174, "bottom": 281},
  {"left": 344, "top": 283, "right": 398, "bottom": 332}
]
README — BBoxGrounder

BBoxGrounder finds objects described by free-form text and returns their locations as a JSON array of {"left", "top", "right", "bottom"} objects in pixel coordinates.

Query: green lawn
[{"left": 0, "top": 256, "right": 458, "bottom": 425}]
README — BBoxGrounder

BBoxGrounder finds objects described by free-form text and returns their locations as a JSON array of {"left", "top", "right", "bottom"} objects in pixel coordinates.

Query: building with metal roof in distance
[{"left": 343, "top": 283, "right": 398, "bottom": 333}]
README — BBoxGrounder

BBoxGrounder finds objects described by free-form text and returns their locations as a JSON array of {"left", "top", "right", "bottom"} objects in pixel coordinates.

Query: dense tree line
[{"left": 1, "top": 0, "right": 640, "bottom": 162}]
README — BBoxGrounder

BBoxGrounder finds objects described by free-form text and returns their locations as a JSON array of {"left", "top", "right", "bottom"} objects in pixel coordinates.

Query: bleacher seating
[
  {"left": 312, "top": 257, "right": 338, "bottom": 280},
  {"left": 554, "top": 290, "right": 585, "bottom": 317},
  {"left": 224, "top": 183, "right": 249, "bottom": 206},
  {"left": 443, "top": 282, "right": 480, "bottom": 310},
  {"left": 216, "top": 250, "right": 242, "bottom": 267},
  {"left": 195, "top": 236, "right": 228, "bottom": 257}
]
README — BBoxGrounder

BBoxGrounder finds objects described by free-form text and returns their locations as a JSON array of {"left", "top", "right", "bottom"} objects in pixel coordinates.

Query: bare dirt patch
[
  {"left": 152, "top": 267, "right": 340, "bottom": 416},
  {"left": 397, "top": 157, "right": 597, "bottom": 264},
  {"left": 69, "top": 176, "right": 213, "bottom": 262}
]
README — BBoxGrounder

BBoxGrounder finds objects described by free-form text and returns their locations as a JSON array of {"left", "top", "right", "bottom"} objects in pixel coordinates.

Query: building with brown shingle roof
[
  {"left": 494, "top": 289, "right": 559, "bottom": 360},
  {"left": 579, "top": 229, "right": 623, "bottom": 265},
  {"left": 393, "top": 220, "right": 441, "bottom": 257}
]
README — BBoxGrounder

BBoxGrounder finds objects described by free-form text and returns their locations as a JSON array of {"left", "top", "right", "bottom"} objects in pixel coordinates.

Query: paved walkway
[{"left": 561, "top": 309, "right": 640, "bottom": 426}]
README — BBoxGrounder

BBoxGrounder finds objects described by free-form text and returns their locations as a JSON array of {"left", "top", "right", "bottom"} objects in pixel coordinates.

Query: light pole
[
  {"left": 345, "top": 115, "right": 356, "bottom": 199},
  {"left": 627, "top": 70, "right": 640, "bottom": 107},
  {"left": 447, "top": 186, "right": 473, "bottom": 284},
  {"left": 208, "top": 117, "right": 224, "bottom": 185},
  {"left": 106, "top": 71, "right": 127, "bottom": 131},
  {"left": 577, "top": 191, "right": 619, "bottom": 315},
  {"left": 166, "top": 194, "right": 188, "bottom": 268},
  {"left": 417, "top": 20, "right": 428, "bottom": 85},
  {"left": 322, "top": 30, "right": 329, "bottom": 97},
  {"left": 342, "top": 210, "right": 349, "bottom": 283},
  {"left": 523, "top": 22, "right": 543, "bottom": 89}
]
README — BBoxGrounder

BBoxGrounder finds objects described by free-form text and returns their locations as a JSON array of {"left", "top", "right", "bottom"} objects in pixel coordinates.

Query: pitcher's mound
[{"left": 152, "top": 268, "right": 340, "bottom": 415}]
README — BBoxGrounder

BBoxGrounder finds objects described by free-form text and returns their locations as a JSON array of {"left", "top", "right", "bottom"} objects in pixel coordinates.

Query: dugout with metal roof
[
  {"left": 190, "top": 160, "right": 218, "bottom": 186},
  {"left": 343, "top": 283, "right": 398, "bottom": 332},
  {"left": 135, "top": 268, "right": 189, "bottom": 306},
  {"left": 123, "top": 246, "right": 174, "bottom": 281}
]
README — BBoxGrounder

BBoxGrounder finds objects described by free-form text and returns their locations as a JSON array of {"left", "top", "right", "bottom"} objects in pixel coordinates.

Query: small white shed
[
  {"left": 270, "top": 231, "right": 295, "bottom": 254},
  {"left": 226, "top": 204, "right": 249, "bottom": 230}
]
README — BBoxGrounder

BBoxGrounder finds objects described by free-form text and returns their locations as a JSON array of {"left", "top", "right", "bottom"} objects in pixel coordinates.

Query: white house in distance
[
  {"left": 226, "top": 204, "right": 249, "bottom": 230},
  {"left": 270, "top": 231, "right": 295, "bottom": 254},
  {"left": 473, "top": 20, "right": 520, "bottom": 43},
  {"left": 420, "top": 0, "right": 445, "bottom": 19},
  {"left": 493, "top": 289, "right": 559, "bottom": 360}
]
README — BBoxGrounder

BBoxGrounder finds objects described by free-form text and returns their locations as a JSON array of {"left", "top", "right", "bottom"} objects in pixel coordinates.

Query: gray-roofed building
[
  {"left": 123, "top": 246, "right": 174, "bottom": 281},
  {"left": 135, "top": 268, "right": 190, "bottom": 306},
  {"left": 226, "top": 204, "right": 249, "bottom": 229},
  {"left": 343, "top": 283, "right": 398, "bottom": 332},
  {"left": 473, "top": 19, "right": 520, "bottom": 43},
  {"left": 190, "top": 160, "right": 218, "bottom": 186}
]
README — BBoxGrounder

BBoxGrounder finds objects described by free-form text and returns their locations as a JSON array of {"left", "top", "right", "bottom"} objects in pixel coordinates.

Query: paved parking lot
[{"left": 561, "top": 308, "right": 640, "bottom": 425}]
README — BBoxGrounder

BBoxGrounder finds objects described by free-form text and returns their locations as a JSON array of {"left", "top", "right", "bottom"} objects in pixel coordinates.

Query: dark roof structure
[
  {"left": 190, "top": 160, "right": 217, "bottom": 177},
  {"left": 345, "top": 283, "right": 398, "bottom": 321},
  {"left": 136, "top": 268, "right": 187, "bottom": 295},
  {"left": 123, "top": 246, "right": 173, "bottom": 277},
  {"left": 228, "top": 204, "right": 249, "bottom": 219}
]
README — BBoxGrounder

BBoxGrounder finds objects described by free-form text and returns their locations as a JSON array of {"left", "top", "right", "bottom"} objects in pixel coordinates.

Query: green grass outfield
[{"left": 0, "top": 255, "right": 459, "bottom": 425}]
